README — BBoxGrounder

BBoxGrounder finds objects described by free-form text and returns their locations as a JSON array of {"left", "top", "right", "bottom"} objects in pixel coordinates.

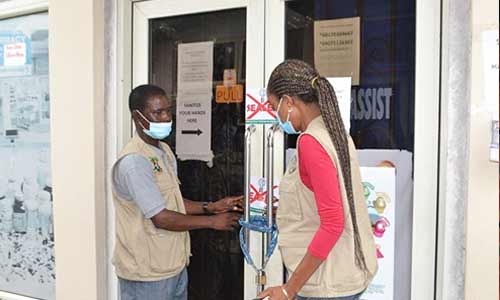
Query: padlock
[{"left": 256, "top": 271, "right": 267, "bottom": 285}]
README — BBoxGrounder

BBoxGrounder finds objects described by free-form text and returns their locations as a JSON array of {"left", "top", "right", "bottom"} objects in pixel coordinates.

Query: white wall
[
  {"left": 49, "top": 0, "right": 107, "bottom": 299},
  {"left": 465, "top": 0, "right": 499, "bottom": 299}
]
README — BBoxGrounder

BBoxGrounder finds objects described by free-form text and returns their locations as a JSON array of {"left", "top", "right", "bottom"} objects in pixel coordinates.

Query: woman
[{"left": 258, "top": 60, "right": 378, "bottom": 300}]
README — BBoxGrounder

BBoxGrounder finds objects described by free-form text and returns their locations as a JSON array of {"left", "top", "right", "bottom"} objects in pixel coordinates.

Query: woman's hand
[
  {"left": 257, "top": 285, "right": 293, "bottom": 300},
  {"left": 258, "top": 252, "right": 324, "bottom": 300}
]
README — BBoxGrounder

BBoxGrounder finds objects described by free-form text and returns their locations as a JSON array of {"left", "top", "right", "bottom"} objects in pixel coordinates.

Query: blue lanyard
[{"left": 239, "top": 215, "right": 278, "bottom": 273}]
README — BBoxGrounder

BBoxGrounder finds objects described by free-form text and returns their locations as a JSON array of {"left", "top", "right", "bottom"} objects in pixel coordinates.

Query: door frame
[
  {"left": 412, "top": 0, "right": 441, "bottom": 299},
  {"left": 115, "top": 0, "right": 443, "bottom": 299}
]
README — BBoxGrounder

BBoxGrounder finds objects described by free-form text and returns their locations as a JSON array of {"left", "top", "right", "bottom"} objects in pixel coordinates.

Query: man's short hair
[{"left": 129, "top": 84, "right": 167, "bottom": 112}]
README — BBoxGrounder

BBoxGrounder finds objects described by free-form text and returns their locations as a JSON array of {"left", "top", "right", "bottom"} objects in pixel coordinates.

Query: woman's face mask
[{"left": 276, "top": 97, "right": 300, "bottom": 135}]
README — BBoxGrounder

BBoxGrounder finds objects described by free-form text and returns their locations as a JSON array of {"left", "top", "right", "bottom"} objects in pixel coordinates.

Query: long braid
[{"left": 267, "top": 59, "right": 368, "bottom": 273}]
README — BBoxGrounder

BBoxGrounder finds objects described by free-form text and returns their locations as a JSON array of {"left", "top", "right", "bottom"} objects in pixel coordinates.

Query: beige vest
[
  {"left": 277, "top": 117, "right": 378, "bottom": 298},
  {"left": 112, "top": 135, "right": 191, "bottom": 281}
]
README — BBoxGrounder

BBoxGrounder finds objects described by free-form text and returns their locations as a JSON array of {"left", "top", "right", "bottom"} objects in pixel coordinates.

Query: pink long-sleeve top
[{"left": 298, "top": 134, "right": 345, "bottom": 260}]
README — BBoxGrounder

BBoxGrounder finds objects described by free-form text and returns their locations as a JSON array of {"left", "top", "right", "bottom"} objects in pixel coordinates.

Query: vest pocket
[
  {"left": 142, "top": 214, "right": 187, "bottom": 274},
  {"left": 113, "top": 236, "right": 141, "bottom": 275},
  {"left": 280, "top": 247, "right": 323, "bottom": 286},
  {"left": 277, "top": 182, "right": 303, "bottom": 221},
  {"left": 148, "top": 231, "right": 186, "bottom": 274},
  {"left": 323, "top": 236, "right": 366, "bottom": 290}
]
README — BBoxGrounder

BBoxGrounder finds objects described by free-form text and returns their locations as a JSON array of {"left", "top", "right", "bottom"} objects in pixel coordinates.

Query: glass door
[
  {"left": 131, "top": 1, "right": 284, "bottom": 299},
  {"left": 265, "top": 0, "right": 441, "bottom": 299}
]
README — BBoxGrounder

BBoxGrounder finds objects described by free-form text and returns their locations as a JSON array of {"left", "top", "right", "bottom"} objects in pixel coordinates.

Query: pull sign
[{"left": 215, "top": 85, "right": 243, "bottom": 103}]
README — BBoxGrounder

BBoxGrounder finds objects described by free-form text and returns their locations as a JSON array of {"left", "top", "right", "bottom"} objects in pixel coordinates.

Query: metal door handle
[
  {"left": 244, "top": 125, "right": 256, "bottom": 235},
  {"left": 265, "top": 124, "right": 280, "bottom": 241}
]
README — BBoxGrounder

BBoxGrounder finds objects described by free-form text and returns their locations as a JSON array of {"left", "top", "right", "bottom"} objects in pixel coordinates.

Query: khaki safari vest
[
  {"left": 277, "top": 117, "right": 378, "bottom": 298},
  {"left": 112, "top": 135, "right": 190, "bottom": 281}
]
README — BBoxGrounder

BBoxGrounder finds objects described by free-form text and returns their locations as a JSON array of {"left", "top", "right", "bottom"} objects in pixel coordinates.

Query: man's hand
[
  {"left": 210, "top": 195, "right": 244, "bottom": 214},
  {"left": 209, "top": 212, "right": 240, "bottom": 231}
]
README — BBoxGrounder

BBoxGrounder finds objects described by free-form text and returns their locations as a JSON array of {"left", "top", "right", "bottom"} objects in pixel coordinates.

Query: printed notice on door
[
  {"left": 176, "top": 42, "right": 214, "bottom": 162},
  {"left": 177, "top": 41, "right": 214, "bottom": 91},
  {"left": 327, "top": 77, "right": 352, "bottom": 131},
  {"left": 175, "top": 90, "right": 212, "bottom": 158},
  {"left": 314, "top": 17, "right": 360, "bottom": 85},
  {"left": 245, "top": 88, "right": 277, "bottom": 124}
]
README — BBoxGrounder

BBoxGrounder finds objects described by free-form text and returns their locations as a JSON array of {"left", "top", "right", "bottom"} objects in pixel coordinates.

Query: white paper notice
[
  {"left": 248, "top": 176, "right": 280, "bottom": 216},
  {"left": 177, "top": 42, "right": 214, "bottom": 91},
  {"left": 482, "top": 30, "right": 499, "bottom": 116},
  {"left": 176, "top": 90, "right": 212, "bottom": 158},
  {"left": 176, "top": 42, "right": 214, "bottom": 162},
  {"left": 327, "top": 77, "right": 352, "bottom": 131},
  {"left": 245, "top": 87, "right": 277, "bottom": 124},
  {"left": 4, "top": 43, "right": 27, "bottom": 66},
  {"left": 223, "top": 69, "right": 237, "bottom": 87},
  {"left": 314, "top": 17, "right": 360, "bottom": 85}
]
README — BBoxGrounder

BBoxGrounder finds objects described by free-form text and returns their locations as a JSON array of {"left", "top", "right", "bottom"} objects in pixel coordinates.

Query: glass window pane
[
  {"left": 0, "top": 12, "right": 54, "bottom": 300},
  {"left": 284, "top": 1, "right": 415, "bottom": 299},
  {"left": 150, "top": 9, "right": 246, "bottom": 300},
  {"left": 285, "top": 0, "right": 416, "bottom": 151}
]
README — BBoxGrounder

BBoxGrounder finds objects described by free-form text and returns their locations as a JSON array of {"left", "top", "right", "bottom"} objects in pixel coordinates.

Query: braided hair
[{"left": 267, "top": 59, "right": 368, "bottom": 273}]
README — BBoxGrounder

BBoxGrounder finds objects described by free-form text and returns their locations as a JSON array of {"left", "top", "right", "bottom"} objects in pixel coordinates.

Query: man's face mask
[{"left": 136, "top": 110, "right": 172, "bottom": 140}]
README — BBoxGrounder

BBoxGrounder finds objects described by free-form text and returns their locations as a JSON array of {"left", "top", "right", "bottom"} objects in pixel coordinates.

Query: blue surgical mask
[
  {"left": 276, "top": 98, "right": 300, "bottom": 135},
  {"left": 136, "top": 110, "right": 172, "bottom": 140}
]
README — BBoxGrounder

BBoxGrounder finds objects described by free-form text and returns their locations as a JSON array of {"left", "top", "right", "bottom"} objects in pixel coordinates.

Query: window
[{"left": 0, "top": 12, "right": 54, "bottom": 300}]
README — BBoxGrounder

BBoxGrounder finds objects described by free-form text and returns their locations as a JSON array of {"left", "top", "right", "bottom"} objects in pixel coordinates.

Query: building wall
[
  {"left": 49, "top": 0, "right": 107, "bottom": 299},
  {"left": 465, "top": 0, "right": 499, "bottom": 298}
]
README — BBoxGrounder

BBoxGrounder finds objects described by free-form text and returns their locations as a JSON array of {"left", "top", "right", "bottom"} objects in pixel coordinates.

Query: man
[{"left": 112, "top": 84, "right": 243, "bottom": 300}]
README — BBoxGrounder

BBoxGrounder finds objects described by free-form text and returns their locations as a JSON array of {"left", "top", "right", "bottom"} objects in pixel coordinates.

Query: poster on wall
[
  {"left": 0, "top": 13, "right": 54, "bottom": 300},
  {"left": 481, "top": 30, "right": 499, "bottom": 162},
  {"left": 176, "top": 42, "right": 214, "bottom": 163},
  {"left": 314, "top": 17, "right": 360, "bottom": 85},
  {"left": 481, "top": 29, "right": 499, "bottom": 115},
  {"left": 0, "top": 31, "right": 33, "bottom": 77},
  {"left": 359, "top": 167, "right": 396, "bottom": 300},
  {"left": 357, "top": 149, "right": 413, "bottom": 300}
]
